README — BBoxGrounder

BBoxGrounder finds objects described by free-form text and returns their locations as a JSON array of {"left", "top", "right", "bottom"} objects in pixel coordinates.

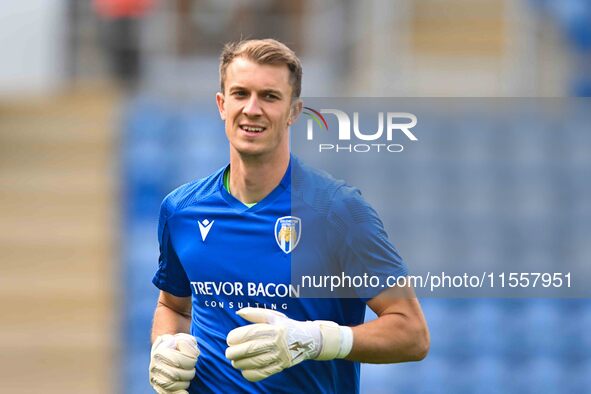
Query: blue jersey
[{"left": 153, "top": 155, "right": 407, "bottom": 393}]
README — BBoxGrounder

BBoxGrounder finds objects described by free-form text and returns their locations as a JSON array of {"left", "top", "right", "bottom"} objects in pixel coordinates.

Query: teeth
[{"left": 242, "top": 126, "right": 264, "bottom": 132}]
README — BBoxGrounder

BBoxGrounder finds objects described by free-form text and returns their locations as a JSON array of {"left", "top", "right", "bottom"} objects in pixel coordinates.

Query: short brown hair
[{"left": 219, "top": 39, "right": 303, "bottom": 99}]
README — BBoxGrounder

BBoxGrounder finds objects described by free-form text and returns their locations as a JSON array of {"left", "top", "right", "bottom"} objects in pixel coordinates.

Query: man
[{"left": 149, "top": 39, "right": 429, "bottom": 394}]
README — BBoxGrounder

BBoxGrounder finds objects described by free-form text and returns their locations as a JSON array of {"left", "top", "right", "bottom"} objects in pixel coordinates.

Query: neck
[{"left": 228, "top": 147, "right": 290, "bottom": 204}]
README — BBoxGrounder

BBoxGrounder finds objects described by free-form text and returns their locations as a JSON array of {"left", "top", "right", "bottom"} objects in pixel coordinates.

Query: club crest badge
[{"left": 274, "top": 216, "right": 301, "bottom": 254}]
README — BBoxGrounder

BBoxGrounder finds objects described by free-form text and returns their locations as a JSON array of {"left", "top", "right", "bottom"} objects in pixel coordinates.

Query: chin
[
  {"left": 233, "top": 144, "right": 270, "bottom": 158},
  {"left": 230, "top": 138, "right": 284, "bottom": 159}
]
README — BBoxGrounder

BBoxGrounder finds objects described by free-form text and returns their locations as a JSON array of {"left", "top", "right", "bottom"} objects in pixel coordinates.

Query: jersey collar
[{"left": 219, "top": 155, "right": 292, "bottom": 213}]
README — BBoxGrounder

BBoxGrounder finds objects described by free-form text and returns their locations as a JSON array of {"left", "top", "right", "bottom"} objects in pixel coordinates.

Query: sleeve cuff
[{"left": 152, "top": 275, "right": 192, "bottom": 297}]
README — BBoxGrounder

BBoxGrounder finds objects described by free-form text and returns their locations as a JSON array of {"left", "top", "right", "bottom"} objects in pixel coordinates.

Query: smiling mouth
[{"left": 240, "top": 125, "right": 267, "bottom": 133}]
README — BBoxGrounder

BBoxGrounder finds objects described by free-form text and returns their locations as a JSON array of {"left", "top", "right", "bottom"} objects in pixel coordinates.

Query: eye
[
  {"left": 264, "top": 93, "right": 279, "bottom": 101},
  {"left": 232, "top": 90, "right": 247, "bottom": 98}
]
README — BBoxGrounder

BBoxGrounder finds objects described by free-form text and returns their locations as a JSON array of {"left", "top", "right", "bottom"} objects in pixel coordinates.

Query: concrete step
[
  {"left": 0, "top": 86, "right": 118, "bottom": 393},
  {"left": 0, "top": 167, "right": 112, "bottom": 194},
  {"left": 0, "top": 347, "right": 114, "bottom": 394}
]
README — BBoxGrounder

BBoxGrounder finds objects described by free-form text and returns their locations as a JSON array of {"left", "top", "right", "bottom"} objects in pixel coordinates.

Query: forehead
[{"left": 225, "top": 57, "right": 291, "bottom": 93}]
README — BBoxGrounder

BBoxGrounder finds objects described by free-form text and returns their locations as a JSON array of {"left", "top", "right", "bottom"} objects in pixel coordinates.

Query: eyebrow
[
  {"left": 228, "top": 86, "right": 284, "bottom": 97},
  {"left": 260, "top": 89, "right": 283, "bottom": 97}
]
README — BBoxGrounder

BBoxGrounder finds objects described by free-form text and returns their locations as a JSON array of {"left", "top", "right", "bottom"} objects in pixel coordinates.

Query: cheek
[
  {"left": 225, "top": 108, "right": 240, "bottom": 125},
  {"left": 272, "top": 109, "right": 291, "bottom": 125}
]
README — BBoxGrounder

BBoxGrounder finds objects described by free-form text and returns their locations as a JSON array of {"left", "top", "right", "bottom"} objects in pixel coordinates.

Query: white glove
[
  {"left": 225, "top": 308, "right": 353, "bottom": 382},
  {"left": 149, "top": 333, "right": 200, "bottom": 394}
]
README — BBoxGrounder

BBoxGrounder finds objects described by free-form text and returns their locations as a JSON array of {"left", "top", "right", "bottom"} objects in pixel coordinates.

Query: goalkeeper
[{"left": 149, "top": 38, "right": 429, "bottom": 393}]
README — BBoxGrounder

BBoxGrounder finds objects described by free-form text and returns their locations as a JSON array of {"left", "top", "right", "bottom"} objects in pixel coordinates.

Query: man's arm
[
  {"left": 151, "top": 290, "right": 192, "bottom": 343},
  {"left": 347, "top": 285, "right": 430, "bottom": 363}
]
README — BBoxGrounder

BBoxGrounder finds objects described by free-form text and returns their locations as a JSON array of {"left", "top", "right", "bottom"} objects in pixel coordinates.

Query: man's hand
[
  {"left": 149, "top": 333, "right": 200, "bottom": 394},
  {"left": 225, "top": 308, "right": 353, "bottom": 382}
]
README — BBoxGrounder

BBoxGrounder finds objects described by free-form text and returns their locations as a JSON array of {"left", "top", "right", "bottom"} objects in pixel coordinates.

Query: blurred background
[{"left": 1, "top": 0, "right": 590, "bottom": 393}]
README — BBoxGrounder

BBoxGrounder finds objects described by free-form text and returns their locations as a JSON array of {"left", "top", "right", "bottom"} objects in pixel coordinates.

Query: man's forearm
[
  {"left": 343, "top": 286, "right": 430, "bottom": 364},
  {"left": 151, "top": 301, "right": 191, "bottom": 343},
  {"left": 346, "top": 312, "right": 429, "bottom": 363}
]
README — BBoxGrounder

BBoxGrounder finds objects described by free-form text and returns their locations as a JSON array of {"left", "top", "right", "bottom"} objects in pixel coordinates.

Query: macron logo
[{"left": 198, "top": 219, "right": 214, "bottom": 241}]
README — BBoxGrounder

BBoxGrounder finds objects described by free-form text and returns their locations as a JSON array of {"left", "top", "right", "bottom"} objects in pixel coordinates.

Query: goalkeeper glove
[
  {"left": 149, "top": 333, "right": 200, "bottom": 394},
  {"left": 225, "top": 307, "right": 353, "bottom": 382}
]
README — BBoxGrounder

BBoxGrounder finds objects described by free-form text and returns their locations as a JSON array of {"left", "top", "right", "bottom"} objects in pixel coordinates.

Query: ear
[
  {"left": 287, "top": 99, "right": 303, "bottom": 125},
  {"left": 216, "top": 92, "right": 226, "bottom": 121}
]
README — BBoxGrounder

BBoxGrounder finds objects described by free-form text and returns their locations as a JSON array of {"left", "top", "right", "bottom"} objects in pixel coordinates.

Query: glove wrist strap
[{"left": 315, "top": 322, "right": 354, "bottom": 360}]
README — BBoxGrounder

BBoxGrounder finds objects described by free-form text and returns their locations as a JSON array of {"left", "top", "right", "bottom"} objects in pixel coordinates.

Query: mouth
[{"left": 239, "top": 124, "right": 267, "bottom": 135}]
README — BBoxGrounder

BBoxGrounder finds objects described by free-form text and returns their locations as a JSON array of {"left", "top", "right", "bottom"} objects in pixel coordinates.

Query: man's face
[{"left": 216, "top": 57, "right": 300, "bottom": 158}]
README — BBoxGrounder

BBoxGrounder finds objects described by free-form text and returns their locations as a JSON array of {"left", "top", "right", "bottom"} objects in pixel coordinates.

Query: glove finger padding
[
  {"left": 226, "top": 323, "right": 280, "bottom": 346},
  {"left": 155, "top": 347, "right": 199, "bottom": 370},
  {"left": 231, "top": 351, "right": 284, "bottom": 370},
  {"left": 151, "top": 371, "right": 193, "bottom": 390},
  {"left": 226, "top": 339, "right": 278, "bottom": 361},
  {"left": 236, "top": 307, "right": 287, "bottom": 324},
  {"left": 151, "top": 362, "right": 196, "bottom": 383},
  {"left": 241, "top": 363, "right": 285, "bottom": 382}
]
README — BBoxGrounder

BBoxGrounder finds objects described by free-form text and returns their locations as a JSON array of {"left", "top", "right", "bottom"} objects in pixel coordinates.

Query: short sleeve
[
  {"left": 152, "top": 197, "right": 192, "bottom": 297},
  {"left": 327, "top": 186, "right": 408, "bottom": 300}
]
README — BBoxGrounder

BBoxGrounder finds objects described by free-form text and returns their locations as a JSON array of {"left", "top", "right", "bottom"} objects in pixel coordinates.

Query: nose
[{"left": 243, "top": 95, "right": 263, "bottom": 117}]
